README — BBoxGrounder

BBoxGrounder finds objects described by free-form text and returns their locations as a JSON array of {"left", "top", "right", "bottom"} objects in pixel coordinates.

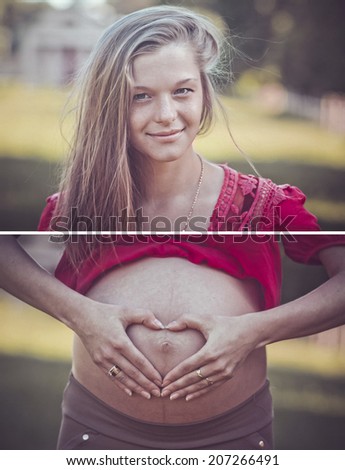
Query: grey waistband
[{"left": 62, "top": 374, "right": 273, "bottom": 449}]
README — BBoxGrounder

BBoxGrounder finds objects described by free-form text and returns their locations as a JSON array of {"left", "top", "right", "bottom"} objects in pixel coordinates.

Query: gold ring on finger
[
  {"left": 196, "top": 369, "right": 205, "bottom": 379},
  {"left": 205, "top": 377, "right": 214, "bottom": 386},
  {"left": 108, "top": 365, "right": 121, "bottom": 378}
]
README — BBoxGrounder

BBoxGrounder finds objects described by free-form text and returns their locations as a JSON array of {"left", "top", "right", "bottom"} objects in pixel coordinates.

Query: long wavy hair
[
  {"left": 53, "top": 6, "right": 234, "bottom": 264},
  {"left": 56, "top": 5, "right": 232, "bottom": 226}
]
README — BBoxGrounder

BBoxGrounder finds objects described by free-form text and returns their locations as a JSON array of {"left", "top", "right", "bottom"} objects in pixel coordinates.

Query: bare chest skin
[
  {"left": 139, "top": 161, "right": 225, "bottom": 232},
  {"left": 73, "top": 257, "right": 267, "bottom": 423}
]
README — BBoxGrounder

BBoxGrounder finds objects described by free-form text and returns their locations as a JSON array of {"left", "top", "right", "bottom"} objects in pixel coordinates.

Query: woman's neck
[{"left": 143, "top": 152, "right": 202, "bottom": 206}]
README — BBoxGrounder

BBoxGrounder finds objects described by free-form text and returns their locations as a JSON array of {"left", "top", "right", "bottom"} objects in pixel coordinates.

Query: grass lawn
[
  {"left": 196, "top": 97, "right": 345, "bottom": 168},
  {"left": 1, "top": 83, "right": 345, "bottom": 230},
  {"left": 0, "top": 83, "right": 72, "bottom": 161},
  {"left": 1, "top": 82, "right": 344, "bottom": 167}
]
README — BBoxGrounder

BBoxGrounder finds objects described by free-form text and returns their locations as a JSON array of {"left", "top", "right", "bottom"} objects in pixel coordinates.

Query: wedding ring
[
  {"left": 196, "top": 369, "right": 205, "bottom": 379},
  {"left": 205, "top": 377, "right": 214, "bottom": 386},
  {"left": 108, "top": 365, "right": 121, "bottom": 377}
]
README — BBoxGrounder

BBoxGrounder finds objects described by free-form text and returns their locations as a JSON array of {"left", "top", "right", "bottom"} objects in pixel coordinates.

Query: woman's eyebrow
[
  {"left": 132, "top": 78, "right": 199, "bottom": 90},
  {"left": 175, "top": 78, "right": 199, "bottom": 85}
]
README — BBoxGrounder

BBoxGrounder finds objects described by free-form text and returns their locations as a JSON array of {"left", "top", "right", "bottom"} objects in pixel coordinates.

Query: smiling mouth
[{"left": 147, "top": 129, "right": 184, "bottom": 138}]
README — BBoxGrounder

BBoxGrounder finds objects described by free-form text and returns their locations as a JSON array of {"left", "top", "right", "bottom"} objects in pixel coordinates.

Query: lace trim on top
[
  {"left": 209, "top": 166, "right": 288, "bottom": 231},
  {"left": 209, "top": 165, "right": 237, "bottom": 228},
  {"left": 41, "top": 167, "right": 288, "bottom": 232}
]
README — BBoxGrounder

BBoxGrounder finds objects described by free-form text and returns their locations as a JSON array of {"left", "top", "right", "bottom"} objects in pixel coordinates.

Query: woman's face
[{"left": 128, "top": 43, "right": 204, "bottom": 164}]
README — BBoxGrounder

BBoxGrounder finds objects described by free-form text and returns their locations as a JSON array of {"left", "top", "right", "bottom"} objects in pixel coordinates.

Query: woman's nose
[{"left": 154, "top": 95, "right": 177, "bottom": 124}]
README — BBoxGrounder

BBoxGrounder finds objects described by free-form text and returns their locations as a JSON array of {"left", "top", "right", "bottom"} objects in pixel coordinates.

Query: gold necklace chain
[{"left": 181, "top": 154, "right": 204, "bottom": 232}]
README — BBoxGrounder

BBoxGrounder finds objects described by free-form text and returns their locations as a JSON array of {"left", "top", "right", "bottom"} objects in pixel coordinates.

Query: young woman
[{"left": 1, "top": 6, "right": 345, "bottom": 450}]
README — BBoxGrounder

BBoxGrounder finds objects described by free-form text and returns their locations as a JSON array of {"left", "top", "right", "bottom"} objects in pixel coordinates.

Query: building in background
[
  {"left": 20, "top": 3, "right": 117, "bottom": 86},
  {"left": 0, "top": 1, "right": 117, "bottom": 86}
]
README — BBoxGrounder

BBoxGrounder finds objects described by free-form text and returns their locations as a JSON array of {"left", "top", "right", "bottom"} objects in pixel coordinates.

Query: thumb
[
  {"left": 166, "top": 317, "right": 190, "bottom": 331},
  {"left": 166, "top": 315, "right": 210, "bottom": 336},
  {"left": 123, "top": 307, "right": 165, "bottom": 330}
]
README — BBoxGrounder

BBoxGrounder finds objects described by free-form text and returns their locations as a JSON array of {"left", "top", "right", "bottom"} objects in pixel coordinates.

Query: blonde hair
[{"left": 55, "top": 5, "right": 232, "bottom": 237}]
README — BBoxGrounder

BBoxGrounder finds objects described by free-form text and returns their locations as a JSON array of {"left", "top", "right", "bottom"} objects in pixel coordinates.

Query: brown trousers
[{"left": 57, "top": 375, "right": 274, "bottom": 450}]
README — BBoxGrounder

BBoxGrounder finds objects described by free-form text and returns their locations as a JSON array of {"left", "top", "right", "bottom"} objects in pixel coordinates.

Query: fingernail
[
  {"left": 186, "top": 395, "right": 193, "bottom": 402},
  {"left": 151, "top": 389, "right": 161, "bottom": 398},
  {"left": 125, "top": 388, "right": 132, "bottom": 397},
  {"left": 166, "top": 321, "right": 177, "bottom": 329},
  {"left": 154, "top": 319, "right": 165, "bottom": 329},
  {"left": 140, "top": 391, "right": 151, "bottom": 400},
  {"left": 161, "top": 389, "right": 170, "bottom": 398},
  {"left": 170, "top": 393, "right": 179, "bottom": 401}
]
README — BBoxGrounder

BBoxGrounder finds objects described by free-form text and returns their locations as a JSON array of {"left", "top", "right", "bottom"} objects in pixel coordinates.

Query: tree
[
  {"left": 161, "top": 0, "right": 345, "bottom": 96},
  {"left": 279, "top": 0, "right": 345, "bottom": 96}
]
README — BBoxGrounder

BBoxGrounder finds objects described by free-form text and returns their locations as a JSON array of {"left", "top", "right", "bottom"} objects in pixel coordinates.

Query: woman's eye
[
  {"left": 175, "top": 88, "right": 193, "bottom": 96},
  {"left": 133, "top": 93, "right": 150, "bottom": 101}
]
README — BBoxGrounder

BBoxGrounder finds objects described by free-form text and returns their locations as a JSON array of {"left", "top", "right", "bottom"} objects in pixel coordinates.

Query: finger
[
  {"left": 165, "top": 318, "right": 189, "bottom": 331},
  {"left": 161, "top": 368, "right": 203, "bottom": 397},
  {"left": 185, "top": 380, "right": 225, "bottom": 402},
  {"left": 165, "top": 362, "right": 236, "bottom": 394},
  {"left": 166, "top": 316, "right": 211, "bottom": 335},
  {"left": 164, "top": 372, "right": 225, "bottom": 401},
  {"left": 162, "top": 347, "right": 211, "bottom": 386},
  {"left": 105, "top": 365, "right": 133, "bottom": 397},
  {"left": 115, "top": 338, "right": 163, "bottom": 388},
  {"left": 121, "top": 307, "right": 165, "bottom": 330},
  {"left": 165, "top": 374, "right": 217, "bottom": 400},
  {"left": 167, "top": 371, "right": 229, "bottom": 400},
  {"left": 106, "top": 364, "right": 158, "bottom": 399},
  {"left": 162, "top": 362, "right": 221, "bottom": 396},
  {"left": 166, "top": 364, "right": 234, "bottom": 400}
]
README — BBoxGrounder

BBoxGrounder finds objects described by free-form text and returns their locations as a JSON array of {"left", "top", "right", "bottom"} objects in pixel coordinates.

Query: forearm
[
  {"left": 161, "top": 246, "right": 345, "bottom": 400},
  {"left": 253, "top": 269, "right": 345, "bottom": 348},
  {"left": 0, "top": 235, "right": 88, "bottom": 331},
  {"left": 0, "top": 237, "right": 164, "bottom": 394}
]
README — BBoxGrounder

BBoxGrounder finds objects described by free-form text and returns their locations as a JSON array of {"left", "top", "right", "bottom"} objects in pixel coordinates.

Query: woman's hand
[
  {"left": 0, "top": 237, "right": 164, "bottom": 400},
  {"left": 74, "top": 300, "right": 165, "bottom": 399},
  {"left": 161, "top": 312, "right": 260, "bottom": 401}
]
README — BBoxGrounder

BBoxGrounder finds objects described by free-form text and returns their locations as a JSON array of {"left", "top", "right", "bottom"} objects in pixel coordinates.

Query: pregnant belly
[{"left": 73, "top": 257, "right": 267, "bottom": 423}]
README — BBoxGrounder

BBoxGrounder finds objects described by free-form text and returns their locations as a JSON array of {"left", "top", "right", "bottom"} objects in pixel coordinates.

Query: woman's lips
[{"left": 147, "top": 129, "right": 184, "bottom": 142}]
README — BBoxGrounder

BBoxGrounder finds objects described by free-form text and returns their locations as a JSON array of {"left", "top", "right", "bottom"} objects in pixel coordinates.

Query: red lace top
[{"left": 38, "top": 165, "right": 345, "bottom": 310}]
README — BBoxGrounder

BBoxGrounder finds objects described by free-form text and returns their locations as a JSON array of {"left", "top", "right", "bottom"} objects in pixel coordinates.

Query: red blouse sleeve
[
  {"left": 37, "top": 193, "right": 59, "bottom": 231},
  {"left": 276, "top": 184, "right": 345, "bottom": 264}
]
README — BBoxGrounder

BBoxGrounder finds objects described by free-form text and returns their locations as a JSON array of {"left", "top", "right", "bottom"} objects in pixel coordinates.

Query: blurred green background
[
  {"left": 0, "top": 0, "right": 345, "bottom": 229},
  {"left": 0, "top": 0, "right": 345, "bottom": 451}
]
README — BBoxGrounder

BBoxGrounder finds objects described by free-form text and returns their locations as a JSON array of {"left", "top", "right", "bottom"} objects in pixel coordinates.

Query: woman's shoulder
[
  {"left": 214, "top": 164, "right": 317, "bottom": 231},
  {"left": 229, "top": 166, "right": 308, "bottom": 208}
]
